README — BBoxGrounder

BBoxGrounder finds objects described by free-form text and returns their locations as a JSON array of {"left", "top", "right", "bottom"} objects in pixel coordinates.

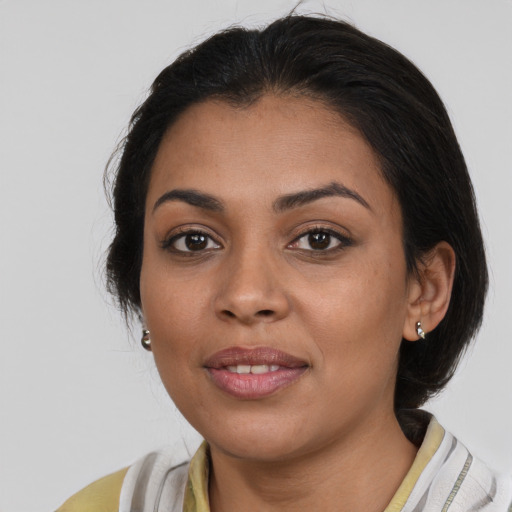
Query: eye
[
  {"left": 163, "top": 230, "right": 221, "bottom": 253},
  {"left": 289, "top": 229, "right": 351, "bottom": 252}
]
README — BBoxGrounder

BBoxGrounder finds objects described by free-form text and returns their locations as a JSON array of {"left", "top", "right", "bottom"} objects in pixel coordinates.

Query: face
[{"left": 140, "top": 95, "right": 416, "bottom": 462}]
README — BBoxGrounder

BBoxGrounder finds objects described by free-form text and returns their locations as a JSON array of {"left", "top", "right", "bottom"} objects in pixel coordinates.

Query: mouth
[{"left": 203, "top": 347, "right": 309, "bottom": 399}]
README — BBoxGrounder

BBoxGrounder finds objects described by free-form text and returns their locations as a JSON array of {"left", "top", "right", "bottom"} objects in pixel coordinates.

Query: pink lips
[{"left": 204, "top": 347, "right": 309, "bottom": 399}]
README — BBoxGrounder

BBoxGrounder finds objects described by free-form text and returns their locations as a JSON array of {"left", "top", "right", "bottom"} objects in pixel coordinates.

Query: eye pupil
[
  {"left": 185, "top": 233, "right": 208, "bottom": 250},
  {"left": 308, "top": 232, "right": 330, "bottom": 249}
]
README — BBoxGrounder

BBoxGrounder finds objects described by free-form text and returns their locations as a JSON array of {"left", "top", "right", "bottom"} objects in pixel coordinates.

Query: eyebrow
[
  {"left": 152, "top": 181, "right": 371, "bottom": 215},
  {"left": 153, "top": 189, "right": 224, "bottom": 213},
  {"left": 272, "top": 182, "right": 371, "bottom": 213}
]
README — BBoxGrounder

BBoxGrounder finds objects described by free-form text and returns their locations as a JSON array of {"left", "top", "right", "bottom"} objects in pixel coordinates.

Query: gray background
[{"left": 1, "top": 1, "right": 510, "bottom": 510}]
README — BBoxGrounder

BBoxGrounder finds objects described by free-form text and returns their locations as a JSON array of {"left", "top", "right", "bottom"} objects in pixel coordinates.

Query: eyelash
[
  {"left": 161, "top": 226, "right": 352, "bottom": 255},
  {"left": 288, "top": 226, "right": 353, "bottom": 254},
  {"left": 160, "top": 228, "right": 221, "bottom": 254}
]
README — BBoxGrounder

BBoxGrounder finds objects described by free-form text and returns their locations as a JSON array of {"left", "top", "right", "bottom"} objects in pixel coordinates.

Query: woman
[{"left": 58, "top": 14, "right": 511, "bottom": 512}]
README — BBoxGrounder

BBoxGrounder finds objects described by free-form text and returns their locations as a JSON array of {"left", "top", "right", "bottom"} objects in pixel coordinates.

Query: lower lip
[{"left": 206, "top": 367, "right": 308, "bottom": 399}]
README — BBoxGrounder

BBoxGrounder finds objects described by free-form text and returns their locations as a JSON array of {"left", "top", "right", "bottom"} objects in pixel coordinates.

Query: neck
[{"left": 208, "top": 412, "right": 417, "bottom": 512}]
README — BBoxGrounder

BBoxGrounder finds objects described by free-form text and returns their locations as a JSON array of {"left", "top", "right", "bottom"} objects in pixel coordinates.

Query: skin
[{"left": 140, "top": 95, "right": 455, "bottom": 512}]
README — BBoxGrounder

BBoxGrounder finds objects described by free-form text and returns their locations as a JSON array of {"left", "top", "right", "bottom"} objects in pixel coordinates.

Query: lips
[{"left": 204, "top": 347, "right": 309, "bottom": 399}]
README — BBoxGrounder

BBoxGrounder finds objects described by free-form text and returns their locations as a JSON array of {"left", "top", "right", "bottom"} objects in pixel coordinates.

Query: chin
[
  {"left": 211, "top": 431, "right": 308, "bottom": 462},
  {"left": 195, "top": 410, "right": 322, "bottom": 463}
]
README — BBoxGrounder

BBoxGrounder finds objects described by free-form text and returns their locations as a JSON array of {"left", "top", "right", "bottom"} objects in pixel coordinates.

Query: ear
[{"left": 403, "top": 241, "right": 456, "bottom": 341}]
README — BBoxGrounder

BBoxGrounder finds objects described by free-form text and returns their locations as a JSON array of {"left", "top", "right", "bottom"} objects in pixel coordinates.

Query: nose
[{"left": 213, "top": 247, "right": 291, "bottom": 325}]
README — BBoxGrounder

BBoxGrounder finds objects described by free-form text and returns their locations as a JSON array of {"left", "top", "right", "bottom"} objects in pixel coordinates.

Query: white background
[{"left": 1, "top": 1, "right": 511, "bottom": 510}]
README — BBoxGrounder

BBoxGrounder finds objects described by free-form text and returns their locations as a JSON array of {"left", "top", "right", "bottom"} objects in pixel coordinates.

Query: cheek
[
  {"left": 141, "top": 237, "right": 206, "bottom": 316},
  {"left": 297, "top": 254, "right": 408, "bottom": 366},
  {"left": 142, "top": 282, "right": 207, "bottom": 348},
  {"left": 140, "top": 273, "right": 207, "bottom": 406},
  {"left": 140, "top": 250, "right": 202, "bottom": 357},
  {"left": 297, "top": 266, "right": 406, "bottom": 415}
]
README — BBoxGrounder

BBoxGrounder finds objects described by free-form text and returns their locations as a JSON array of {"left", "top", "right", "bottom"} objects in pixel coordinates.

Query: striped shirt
[{"left": 57, "top": 416, "right": 512, "bottom": 511}]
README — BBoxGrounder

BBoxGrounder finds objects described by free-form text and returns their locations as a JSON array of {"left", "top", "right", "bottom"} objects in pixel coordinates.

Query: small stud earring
[
  {"left": 141, "top": 329, "right": 152, "bottom": 351},
  {"left": 415, "top": 321, "right": 426, "bottom": 340}
]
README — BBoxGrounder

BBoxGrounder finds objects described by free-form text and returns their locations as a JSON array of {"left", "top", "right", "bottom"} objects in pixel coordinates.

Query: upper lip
[{"left": 204, "top": 347, "right": 309, "bottom": 369}]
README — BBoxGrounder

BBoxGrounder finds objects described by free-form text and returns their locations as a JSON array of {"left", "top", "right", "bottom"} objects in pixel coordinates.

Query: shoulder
[
  {"left": 452, "top": 448, "right": 512, "bottom": 510},
  {"left": 56, "top": 448, "right": 196, "bottom": 512},
  {"left": 414, "top": 419, "right": 512, "bottom": 511},
  {"left": 468, "top": 458, "right": 512, "bottom": 508},
  {"left": 394, "top": 412, "right": 512, "bottom": 511},
  {"left": 56, "top": 467, "right": 129, "bottom": 512}
]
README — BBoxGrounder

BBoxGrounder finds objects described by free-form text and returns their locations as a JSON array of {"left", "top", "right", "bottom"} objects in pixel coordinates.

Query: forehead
[{"left": 147, "top": 94, "right": 396, "bottom": 215}]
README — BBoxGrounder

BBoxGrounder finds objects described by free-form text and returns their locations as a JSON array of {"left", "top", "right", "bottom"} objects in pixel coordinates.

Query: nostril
[{"left": 219, "top": 309, "right": 276, "bottom": 321}]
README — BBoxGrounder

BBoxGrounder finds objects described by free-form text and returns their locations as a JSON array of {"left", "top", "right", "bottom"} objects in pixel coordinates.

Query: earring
[
  {"left": 141, "top": 329, "right": 152, "bottom": 351},
  {"left": 415, "top": 321, "right": 426, "bottom": 340}
]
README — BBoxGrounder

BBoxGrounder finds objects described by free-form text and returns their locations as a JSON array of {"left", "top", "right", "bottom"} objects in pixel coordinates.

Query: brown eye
[
  {"left": 165, "top": 231, "right": 221, "bottom": 253},
  {"left": 289, "top": 228, "right": 351, "bottom": 252},
  {"left": 185, "top": 233, "right": 208, "bottom": 250},
  {"left": 308, "top": 232, "right": 331, "bottom": 250}
]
